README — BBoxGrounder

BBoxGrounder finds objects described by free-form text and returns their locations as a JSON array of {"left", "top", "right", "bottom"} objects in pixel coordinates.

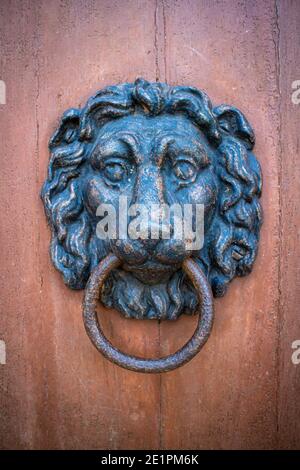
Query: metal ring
[{"left": 82, "top": 253, "right": 214, "bottom": 373}]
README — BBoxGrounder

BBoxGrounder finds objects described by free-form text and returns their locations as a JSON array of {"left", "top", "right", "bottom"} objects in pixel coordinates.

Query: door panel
[
  {"left": 0, "top": 0, "right": 299, "bottom": 450},
  {"left": 278, "top": 0, "right": 300, "bottom": 449},
  {"left": 160, "top": 0, "right": 280, "bottom": 449}
]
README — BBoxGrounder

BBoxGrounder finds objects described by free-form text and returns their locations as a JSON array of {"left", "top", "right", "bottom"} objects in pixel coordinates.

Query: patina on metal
[
  {"left": 41, "top": 78, "right": 262, "bottom": 372},
  {"left": 83, "top": 253, "right": 213, "bottom": 373}
]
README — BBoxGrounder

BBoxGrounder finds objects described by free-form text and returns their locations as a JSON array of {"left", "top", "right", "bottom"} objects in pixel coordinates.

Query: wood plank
[
  {"left": 0, "top": 0, "right": 161, "bottom": 449},
  {"left": 0, "top": 0, "right": 43, "bottom": 450},
  {"left": 36, "top": 0, "right": 161, "bottom": 450},
  {"left": 160, "top": 0, "right": 281, "bottom": 449},
  {"left": 2, "top": 0, "right": 299, "bottom": 451},
  {"left": 278, "top": 0, "right": 300, "bottom": 449}
]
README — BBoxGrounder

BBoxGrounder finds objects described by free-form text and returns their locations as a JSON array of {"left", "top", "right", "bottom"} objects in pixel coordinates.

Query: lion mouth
[{"left": 122, "top": 260, "right": 180, "bottom": 284}]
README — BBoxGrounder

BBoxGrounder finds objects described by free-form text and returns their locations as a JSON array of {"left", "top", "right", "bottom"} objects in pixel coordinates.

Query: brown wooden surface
[
  {"left": 278, "top": 0, "right": 300, "bottom": 449},
  {"left": 0, "top": 0, "right": 299, "bottom": 449},
  {"left": 160, "top": 0, "right": 281, "bottom": 449}
]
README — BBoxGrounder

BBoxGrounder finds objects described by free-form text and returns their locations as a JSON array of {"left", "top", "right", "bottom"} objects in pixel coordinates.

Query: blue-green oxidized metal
[{"left": 41, "top": 79, "right": 262, "bottom": 372}]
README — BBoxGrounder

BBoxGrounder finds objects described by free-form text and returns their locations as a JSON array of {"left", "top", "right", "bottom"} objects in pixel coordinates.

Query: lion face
[
  {"left": 41, "top": 79, "right": 262, "bottom": 320},
  {"left": 84, "top": 113, "right": 218, "bottom": 285}
]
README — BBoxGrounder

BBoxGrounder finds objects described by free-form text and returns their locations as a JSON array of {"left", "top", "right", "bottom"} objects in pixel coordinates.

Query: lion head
[{"left": 41, "top": 78, "right": 262, "bottom": 320}]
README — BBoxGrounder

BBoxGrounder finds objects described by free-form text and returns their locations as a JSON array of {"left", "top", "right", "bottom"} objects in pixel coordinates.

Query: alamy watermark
[
  {"left": 0, "top": 80, "right": 6, "bottom": 104},
  {"left": 0, "top": 340, "right": 6, "bottom": 365},
  {"left": 96, "top": 197, "right": 204, "bottom": 250},
  {"left": 291, "top": 340, "right": 300, "bottom": 365},
  {"left": 291, "top": 80, "right": 300, "bottom": 105}
]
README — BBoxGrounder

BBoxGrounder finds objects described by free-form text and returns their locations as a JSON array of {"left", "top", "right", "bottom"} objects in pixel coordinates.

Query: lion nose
[
  {"left": 130, "top": 165, "right": 171, "bottom": 250},
  {"left": 131, "top": 164, "right": 165, "bottom": 208}
]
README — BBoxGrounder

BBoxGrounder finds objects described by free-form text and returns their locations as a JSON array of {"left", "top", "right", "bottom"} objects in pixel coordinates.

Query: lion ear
[
  {"left": 213, "top": 105, "right": 255, "bottom": 150},
  {"left": 49, "top": 108, "right": 81, "bottom": 149}
]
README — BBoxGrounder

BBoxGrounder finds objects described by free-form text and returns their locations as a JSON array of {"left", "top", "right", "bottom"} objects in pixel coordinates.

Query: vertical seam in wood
[
  {"left": 154, "top": 0, "right": 160, "bottom": 82},
  {"left": 162, "top": 0, "right": 167, "bottom": 84},
  {"left": 33, "top": 0, "right": 43, "bottom": 449},
  {"left": 161, "top": 0, "right": 167, "bottom": 450},
  {"left": 154, "top": 0, "right": 167, "bottom": 83},
  {"left": 154, "top": 0, "right": 167, "bottom": 449},
  {"left": 154, "top": 0, "right": 161, "bottom": 448},
  {"left": 159, "top": 336, "right": 163, "bottom": 449},
  {"left": 274, "top": 0, "right": 283, "bottom": 448}
]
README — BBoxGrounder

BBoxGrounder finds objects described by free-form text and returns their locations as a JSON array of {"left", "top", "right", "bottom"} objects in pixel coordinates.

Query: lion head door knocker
[{"left": 41, "top": 78, "right": 262, "bottom": 373}]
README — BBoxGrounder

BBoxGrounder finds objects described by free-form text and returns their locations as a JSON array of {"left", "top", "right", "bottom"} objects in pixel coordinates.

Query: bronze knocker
[
  {"left": 83, "top": 254, "right": 213, "bottom": 373},
  {"left": 41, "top": 78, "right": 262, "bottom": 373}
]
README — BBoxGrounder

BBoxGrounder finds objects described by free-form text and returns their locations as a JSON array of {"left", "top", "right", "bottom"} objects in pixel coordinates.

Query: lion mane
[{"left": 41, "top": 78, "right": 262, "bottom": 319}]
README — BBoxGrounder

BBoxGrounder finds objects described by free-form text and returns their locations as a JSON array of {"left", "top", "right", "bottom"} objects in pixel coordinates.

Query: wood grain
[
  {"left": 277, "top": 0, "right": 300, "bottom": 449},
  {"left": 0, "top": 0, "right": 299, "bottom": 450},
  {"left": 159, "top": 0, "right": 280, "bottom": 449},
  {"left": 0, "top": 0, "right": 42, "bottom": 449},
  {"left": 0, "top": 0, "right": 161, "bottom": 450}
]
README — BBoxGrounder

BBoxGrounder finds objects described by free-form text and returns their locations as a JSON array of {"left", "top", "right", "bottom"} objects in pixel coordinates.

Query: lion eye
[
  {"left": 103, "top": 162, "right": 126, "bottom": 183},
  {"left": 173, "top": 160, "right": 197, "bottom": 183}
]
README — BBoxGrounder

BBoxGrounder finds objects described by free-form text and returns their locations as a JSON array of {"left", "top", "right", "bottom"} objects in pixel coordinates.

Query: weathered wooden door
[{"left": 1, "top": 0, "right": 299, "bottom": 449}]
